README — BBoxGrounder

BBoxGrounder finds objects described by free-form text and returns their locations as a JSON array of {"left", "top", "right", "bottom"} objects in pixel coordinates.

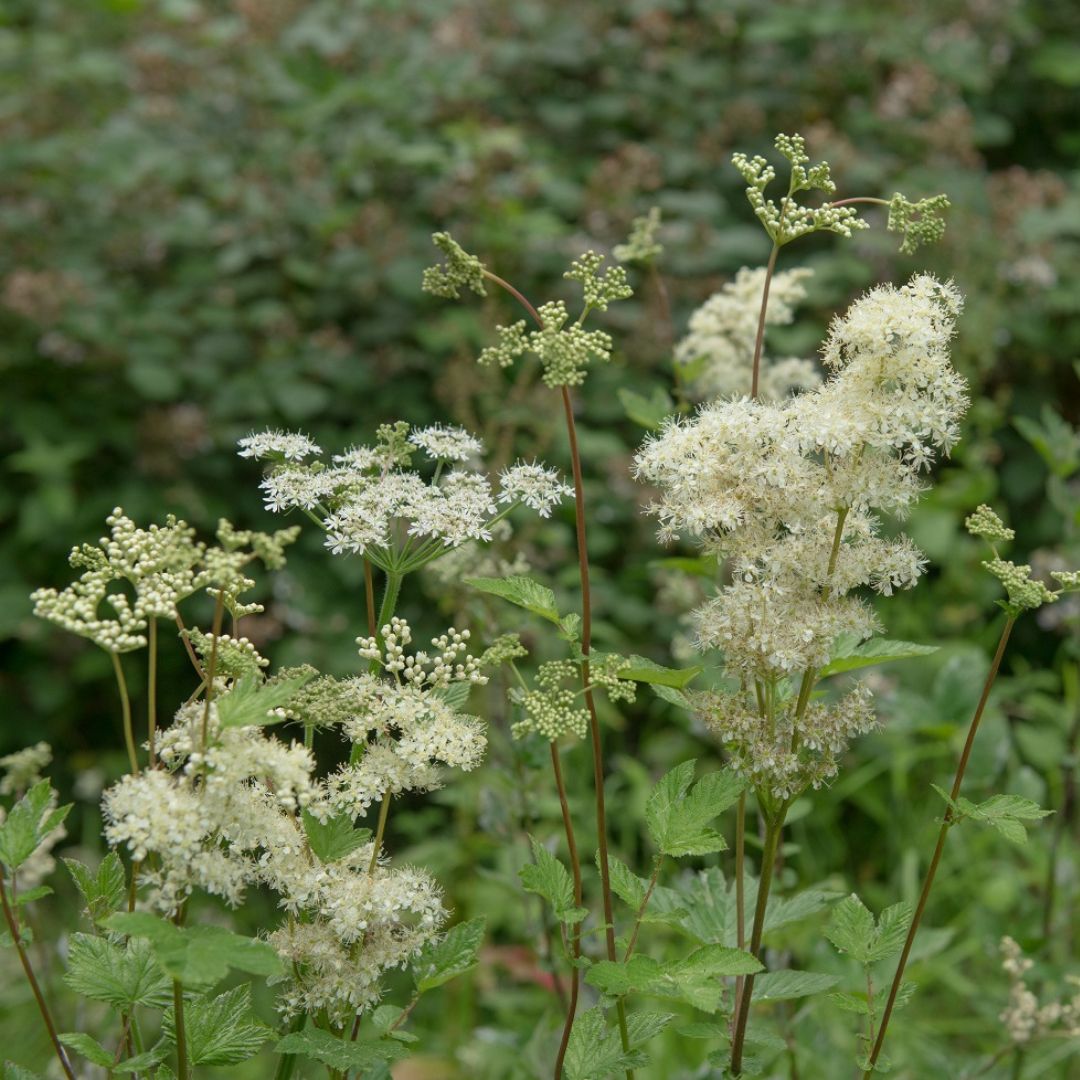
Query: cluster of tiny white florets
[
  {"left": 675, "top": 266, "right": 820, "bottom": 401},
  {"left": 237, "top": 430, "right": 322, "bottom": 462},
  {"left": 31, "top": 510, "right": 298, "bottom": 651},
  {"left": 100, "top": 680, "right": 452, "bottom": 1021},
  {"left": 498, "top": 462, "right": 574, "bottom": 518},
  {"left": 357, "top": 618, "right": 487, "bottom": 688},
  {"left": 636, "top": 275, "right": 967, "bottom": 798},
  {"left": 240, "top": 424, "right": 571, "bottom": 566},
  {"left": 999, "top": 936, "right": 1080, "bottom": 1045},
  {"left": 327, "top": 675, "right": 486, "bottom": 816}
]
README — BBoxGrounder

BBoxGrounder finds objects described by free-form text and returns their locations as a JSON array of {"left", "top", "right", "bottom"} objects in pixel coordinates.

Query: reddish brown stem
[
  {"left": 0, "top": 866, "right": 76, "bottom": 1080},
  {"left": 863, "top": 614, "right": 1017, "bottom": 1076},
  {"left": 550, "top": 742, "right": 583, "bottom": 1080},
  {"left": 363, "top": 557, "right": 378, "bottom": 637}
]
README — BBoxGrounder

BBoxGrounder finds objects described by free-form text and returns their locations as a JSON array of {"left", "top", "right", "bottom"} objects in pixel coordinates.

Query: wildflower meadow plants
[{"left": 5, "top": 133, "right": 1079, "bottom": 1079}]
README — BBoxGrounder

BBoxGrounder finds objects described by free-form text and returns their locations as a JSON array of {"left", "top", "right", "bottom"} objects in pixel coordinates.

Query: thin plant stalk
[
  {"left": 148, "top": 618, "right": 158, "bottom": 768},
  {"left": 750, "top": 243, "right": 779, "bottom": 399},
  {"left": 363, "top": 557, "right": 378, "bottom": 637},
  {"left": 111, "top": 651, "right": 140, "bottom": 776},
  {"left": 367, "top": 794, "right": 392, "bottom": 875},
  {"left": 175, "top": 611, "right": 205, "bottom": 680},
  {"left": 173, "top": 979, "right": 189, "bottom": 1079},
  {"left": 862, "top": 614, "right": 1017, "bottom": 1076},
  {"left": 550, "top": 741, "right": 583, "bottom": 1080},
  {"left": 730, "top": 812, "right": 785, "bottom": 1074},
  {"left": 624, "top": 855, "right": 663, "bottom": 961},
  {"left": 0, "top": 866, "right": 77, "bottom": 1080},
  {"left": 484, "top": 267, "right": 631, "bottom": 1070},
  {"left": 199, "top": 591, "right": 226, "bottom": 756},
  {"left": 732, "top": 790, "right": 747, "bottom": 1022}
]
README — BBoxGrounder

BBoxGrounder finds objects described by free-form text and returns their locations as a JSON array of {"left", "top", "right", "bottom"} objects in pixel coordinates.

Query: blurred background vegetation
[{"left": 2, "top": 0, "right": 1079, "bottom": 1075}]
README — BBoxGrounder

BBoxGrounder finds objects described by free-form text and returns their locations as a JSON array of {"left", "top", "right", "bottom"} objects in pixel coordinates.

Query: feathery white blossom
[{"left": 237, "top": 430, "right": 322, "bottom": 461}]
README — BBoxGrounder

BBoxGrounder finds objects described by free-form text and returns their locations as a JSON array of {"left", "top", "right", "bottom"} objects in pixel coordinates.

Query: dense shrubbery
[{"left": 2, "top": 1, "right": 1079, "bottom": 1076}]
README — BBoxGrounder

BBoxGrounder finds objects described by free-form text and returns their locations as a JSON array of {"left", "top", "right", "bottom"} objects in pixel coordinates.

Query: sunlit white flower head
[
  {"left": 238, "top": 430, "right": 322, "bottom": 461},
  {"left": 498, "top": 461, "right": 575, "bottom": 518},
  {"left": 408, "top": 424, "right": 484, "bottom": 462}
]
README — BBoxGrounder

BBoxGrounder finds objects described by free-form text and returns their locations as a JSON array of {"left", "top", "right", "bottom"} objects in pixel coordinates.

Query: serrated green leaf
[
  {"left": 753, "top": 970, "right": 839, "bottom": 1001},
  {"left": 434, "top": 681, "right": 472, "bottom": 711},
  {"left": 651, "top": 684, "right": 692, "bottom": 710},
  {"left": 1, "top": 1064, "right": 44, "bottom": 1080},
  {"left": 163, "top": 985, "right": 271, "bottom": 1065},
  {"left": 64, "top": 851, "right": 126, "bottom": 924},
  {"left": 521, "top": 837, "right": 586, "bottom": 925},
  {"left": 302, "top": 810, "right": 371, "bottom": 863},
  {"left": 463, "top": 575, "right": 560, "bottom": 623},
  {"left": 413, "top": 916, "right": 485, "bottom": 991},
  {"left": 764, "top": 886, "right": 842, "bottom": 935},
  {"left": 825, "top": 895, "right": 911, "bottom": 966},
  {"left": 275, "top": 1029, "right": 407, "bottom": 1070},
  {"left": 58, "top": 1032, "right": 113, "bottom": 1067},
  {"left": 608, "top": 854, "right": 647, "bottom": 910},
  {"left": 618, "top": 655, "right": 702, "bottom": 689},
  {"left": 933, "top": 788, "right": 1053, "bottom": 845},
  {"left": 564, "top": 1008, "right": 649, "bottom": 1080},
  {"left": 64, "top": 933, "right": 171, "bottom": 1009},
  {"left": 829, "top": 991, "right": 872, "bottom": 1015},
  {"left": 646, "top": 761, "right": 743, "bottom": 856},
  {"left": 103, "top": 912, "right": 282, "bottom": 987},
  {"left": 587, "top": 945, "right": 761, "bottom": 1012},
  {"left": 624, "top": 1011, "right": 675, "bottom": 1045},
  {"left": 216, "top": 672, "right": 312, "bottom": 729},
  {"left": 819, "top": 637, "right": 938, "bottom": 678},
  {"left": 0, "top": 780, "right": 71, "bottom": 871}
]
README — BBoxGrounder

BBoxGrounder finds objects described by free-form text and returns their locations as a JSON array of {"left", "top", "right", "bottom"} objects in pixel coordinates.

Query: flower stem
[
  {"left": 750, "top": 244, "right": 780, "bottom": 400},
  {"left": 111, "top": 651, "right": 140, "bottom": 776},
  {"left": 624, "top": 855, "right": 663, "bottom": 961},
  {"left": 368, "top": 793, "right": 391, "bottom": 875},
  {"left": 862, "top": 614, "right": 1017, "bottom": 1077},
  {"left": 199, "top": 591, "right": 226, "bottom": 756},
  {"left": 559, "top": 385, "right": 632, "bottom": 1074},
  {"left": 363, "top": 557, "right": 378, "bottom": 638},
  {"left": 0, "top": 866, "right": 76, "bottom": 1080},
  {"left": 732, "top": 790, "right": 747, "bottom": 1024},
  {"left": 730, "top": 811, "right": 786, "bottom": 1075},
  {"left": 550, "top": 741, "right": 583, "bottom": 1080},
  {"left": 273, "top": 1014, "right": 306, "bottom": 1080},
  {"left": 148, "top": 618, "right": 158, "bottom": 768},
  {"left": 173, "top": 978, "right": 189, "bottom": 1079}
]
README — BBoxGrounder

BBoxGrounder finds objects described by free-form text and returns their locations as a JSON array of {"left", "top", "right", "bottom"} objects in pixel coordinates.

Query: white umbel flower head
[
  {"left": 238, "top": 430, "right": 322, "bottom": 461},
  {"left": 408, "top": 424, "right": 484, "bottom": 462}
]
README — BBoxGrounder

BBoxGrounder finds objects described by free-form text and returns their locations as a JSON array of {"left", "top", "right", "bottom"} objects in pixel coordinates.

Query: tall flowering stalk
[
  {"left": 863, "top": 507, "right": 1079, "bottom": 1074},
  {"left": 423, "top": 233, "right": 638, "bottom": 1075},
  {"left": 636, "top": 193, "right": 966, "bottom": 1072}
]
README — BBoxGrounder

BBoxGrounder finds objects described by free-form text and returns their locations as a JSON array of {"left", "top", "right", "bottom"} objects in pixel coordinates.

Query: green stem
[
  {"left": 173, "top": 979, "right": 189, "bottom": 1079},
  {"left": 623, "top": 855, "right": 663, "bottom": 961},
  {"left": 0, "top": 866, "right": 77, "bottom": 1080},
  {"left": 363, "top": 558, "right": 377, "bottom": 638},
  {"left": 147, "top": 619, "right": 158, "bottom": 769},
  {"left": 375, "top": 571, "right": 402, "bottom": 643},
  {"left": 732, "top": 791, "right": 747, "bottom": 1025},
  {"left": 730, "top": 810, "right": 786, "bottom": 1075},
  {"left": 863, "top": 614, "right": 1017, "bottom": 1077},
  {"left": 368, "top": 794, "right": 391, "bottom": 875},
  {"left": 273, "top": 1014, "right": 306, "bottom": 1080},
  {"left": 111, "top": 651, "right": 140, "bottom": 776},
  {"left": 199, "top": 591, "right": 226, "bottom": 757}
]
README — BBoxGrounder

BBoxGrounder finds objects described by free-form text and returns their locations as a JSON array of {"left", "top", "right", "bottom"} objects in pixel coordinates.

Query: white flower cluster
[
  {"left": 241, "top": 424, "right": 571, "bottom": 568},
  {"left": 0, "top": 741, "right": 52, "bottom": 797},
  {"left": 999, "top": 936, "right": 1080, "bottom": 1045},
  {"left": 675, "top": 266, "right": 820, "bottom": 401},
  {"left": 328, "top": 675, "right": 486, "bottom": 816},
  {"left": 357, "top": 617, "right": 487, "bottom": 688},
  {"left": 237, "top": 430, "right": 322, "bottom": 461},
  {"left": 101, "top": 683, "right": 453, "bottom": 1022},
  {"left": 636, "top": 275, "right": 967, "bottom": 799}
]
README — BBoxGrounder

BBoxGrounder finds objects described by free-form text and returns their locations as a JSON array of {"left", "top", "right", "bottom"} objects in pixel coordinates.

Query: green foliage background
[{"left": 1, "top": 0, "right": 1078, "bottom": 1075}]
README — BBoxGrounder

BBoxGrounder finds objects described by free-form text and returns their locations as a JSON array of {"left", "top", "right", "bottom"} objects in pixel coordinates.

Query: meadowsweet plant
[{"left": 6, "top": 129, "right": 1077, "bottom": 1080}]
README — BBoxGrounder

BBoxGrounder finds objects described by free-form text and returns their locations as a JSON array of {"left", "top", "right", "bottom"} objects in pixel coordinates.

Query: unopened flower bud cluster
[{"left": 357, "top": 617, "right": 487, "bottom": 688}]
